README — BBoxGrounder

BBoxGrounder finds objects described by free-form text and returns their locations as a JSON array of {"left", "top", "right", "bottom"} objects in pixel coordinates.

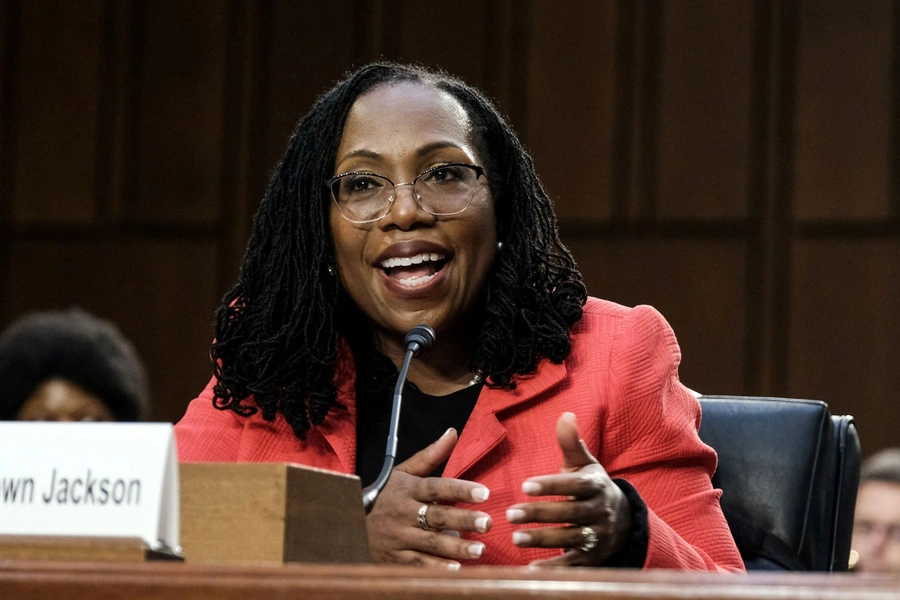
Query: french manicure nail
[
  {"left": 447, "top": 561, "right": 461, "bottom": 571},
  {"left": 442, "top": 427, "right": 455, "bottom": 438},
  {"left": 512, "top": 531, "right": 532, "bottom": 545},
  {"left": 468, "top": 542, "right": 485, "bottom": 558},
  {"left": 475, "top": 516, "right": 490, "bottom": 532},
  {"left": 471, "top": 486, "right": 489, "bottom": 502},
  {"left": 506, "top": 508, "right": 526, "bottom": 522},
  {"left": 522, "top": 481, "right": 541, "bottom": 494}
]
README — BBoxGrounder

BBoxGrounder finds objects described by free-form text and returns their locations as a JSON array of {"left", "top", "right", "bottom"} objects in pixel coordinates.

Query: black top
[
  {"left": 356, "top": 379, "right": 482, "bottom": 486},
  {"left": 354, "top": 375, "right": 648, "bottom": 567}
]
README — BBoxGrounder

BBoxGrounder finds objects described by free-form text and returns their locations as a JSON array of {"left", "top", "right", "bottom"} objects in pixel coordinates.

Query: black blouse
[{"left": 356, "top": 379, "right": 483, "bottom": 486}]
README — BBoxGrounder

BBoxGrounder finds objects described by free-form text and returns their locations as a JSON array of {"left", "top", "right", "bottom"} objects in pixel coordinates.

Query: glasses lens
[
  {"left": 415, "top": 165, "right": 481, "bottom": 215},
  {"left": 331, "top": 173, "right": 392, "bottom": 222}
]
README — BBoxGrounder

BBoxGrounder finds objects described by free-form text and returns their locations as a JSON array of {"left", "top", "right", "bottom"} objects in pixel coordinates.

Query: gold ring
[
  {"left": 417, "top": 503, "right": 437, "bottom": 531},
  {"left": 579, "top": 526, "right": 598, "bottom": 552}
]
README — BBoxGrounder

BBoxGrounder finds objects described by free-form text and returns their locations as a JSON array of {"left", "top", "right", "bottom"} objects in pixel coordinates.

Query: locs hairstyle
[{"left": 211, "top": 62, "right": 587, "bottom": 440}]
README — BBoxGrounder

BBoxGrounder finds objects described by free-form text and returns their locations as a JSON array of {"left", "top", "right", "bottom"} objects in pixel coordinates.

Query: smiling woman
[
  {"left": 174, "top": 63, "right": 743, "bottom": 572},
  {"left": 329, "top": 83, "right": 498, "bottom": 392}
]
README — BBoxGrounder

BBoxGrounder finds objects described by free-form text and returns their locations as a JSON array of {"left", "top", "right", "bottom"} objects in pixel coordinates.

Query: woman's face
[
  {"left": 16, "top": 378, "right": 115, "bottom": 422},
  {"left": 329, "top": 82, "right": 498, "bottom": 347}
]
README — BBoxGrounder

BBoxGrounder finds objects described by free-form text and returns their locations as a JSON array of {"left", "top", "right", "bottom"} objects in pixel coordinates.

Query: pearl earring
[
  {"left": 496, "top": 241, "right": 504, "bottom": 251},
  {"left": 327, "top": 265, "right": 335, "bottom": 276}
]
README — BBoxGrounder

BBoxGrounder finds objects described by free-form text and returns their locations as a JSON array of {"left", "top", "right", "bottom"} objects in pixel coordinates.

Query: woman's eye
[
  {"left": 343, "top": 175, "right": 382, "bottom": 194},
  {"left": 425, "top": 166, "right": 463, "bottom": 184}
]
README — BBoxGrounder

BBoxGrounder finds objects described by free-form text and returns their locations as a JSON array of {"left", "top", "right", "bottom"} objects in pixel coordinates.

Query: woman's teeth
[
  {"left": 397, "top": 273, "right": 437, "bottom": 287},
  {"left": 380, "top": 253, "right": 444, "bottom": 269}
]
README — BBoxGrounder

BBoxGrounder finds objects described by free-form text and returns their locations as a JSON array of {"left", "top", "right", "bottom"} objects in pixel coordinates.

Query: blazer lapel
[
  {"left": 316, "top": 400, "right": 357, "bottom": 474},
  {"left": 314, "top": 344, "right": 358, "bottom": 474},
  {"left": 443, "top": 360, "right": 568, "bottom": 479}
]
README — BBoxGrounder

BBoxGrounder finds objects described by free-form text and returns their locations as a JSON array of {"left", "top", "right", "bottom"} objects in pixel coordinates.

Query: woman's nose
[{"left": 380, "top": 183, "right": 435, "bottom": 230}]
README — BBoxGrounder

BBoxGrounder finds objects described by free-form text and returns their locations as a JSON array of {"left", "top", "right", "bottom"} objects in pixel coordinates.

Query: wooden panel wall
[
  {"left": 129, "top": 0, "right": 228, "bottom": 225},
  {"left": 1, "top": 0, "right": 898, "bottom": 455}
]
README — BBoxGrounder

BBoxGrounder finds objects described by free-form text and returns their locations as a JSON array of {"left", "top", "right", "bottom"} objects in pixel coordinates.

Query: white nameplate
[{"left": 0, "top": 422, "right": 179, "bottom": 554}]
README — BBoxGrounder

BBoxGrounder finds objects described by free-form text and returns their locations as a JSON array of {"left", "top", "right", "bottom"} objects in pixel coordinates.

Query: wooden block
[{"left": 179, "top": 463, "right": 370, "bottom": 565}]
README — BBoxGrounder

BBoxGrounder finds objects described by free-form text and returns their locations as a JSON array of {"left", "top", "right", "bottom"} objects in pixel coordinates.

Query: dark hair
[
  {"left": 211, "top": 62, "right": 587, "bottom": 440},
  {"left": 0, "top": 308, "right": 150, "bottom": 420},
  {"left": 861, "top": 449, "right": 900, "bottom": 486}
]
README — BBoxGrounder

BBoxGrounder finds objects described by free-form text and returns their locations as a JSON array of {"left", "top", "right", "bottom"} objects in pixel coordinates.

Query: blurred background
[{"left": 1, "top": 0, "right": 897, "bottom": 454}]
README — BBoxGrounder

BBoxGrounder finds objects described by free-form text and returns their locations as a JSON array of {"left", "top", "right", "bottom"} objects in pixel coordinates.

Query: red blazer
[{"left": 175, "top": 298, "right": 744, "bottom": 571}]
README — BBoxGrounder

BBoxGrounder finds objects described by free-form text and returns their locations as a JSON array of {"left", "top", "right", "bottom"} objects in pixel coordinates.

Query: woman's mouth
[{"left": 379, "top": 252, "right": 448, "bottom": 288}]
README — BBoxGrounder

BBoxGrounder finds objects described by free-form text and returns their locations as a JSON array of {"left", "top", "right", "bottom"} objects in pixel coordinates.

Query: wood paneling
[
  {"left": 376, "top": 0, "right": 493, "bottom": 89},
  {"left": 257, "top": 0, "right": 358, "bottom": 204},
  {"left": 11, "top": 0, "right": 104, "bottom": 225},
  {"left": 656, "top": 0, "right": 753, "bottom": 220},
  {"left": 792, "top": 0, "right": 894, "bottom": 221},
  {"left": 567, "top": 237, "right": 747, "bottom": 394},
  {"left": 0, "top": 0, "right": 8, "bottom": 160},
  {"left": 5, "top": 239, "right": 219, "bottom": 423},
  {"left": 0, "top": 0, "right": 12, "bottom": 325},
  {"left": 127, "top": 0, "right": 227, "bottom": 225},
  {"left": 3, "top": 0, "right": 900, "bottom": 457},
  {"left": 789, "top": 239, "right": 900, "bottom": 456},
  {"left": 524, "top": 0, "right": 617, "bottom": 223},
  {"left": 0, "top": 0, "right": 12, "bottom": 225}
]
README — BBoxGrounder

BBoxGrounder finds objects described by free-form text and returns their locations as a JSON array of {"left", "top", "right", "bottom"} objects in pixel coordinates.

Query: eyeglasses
[{"left": 326, "top": 163, "right": 486, "bottom": 224}]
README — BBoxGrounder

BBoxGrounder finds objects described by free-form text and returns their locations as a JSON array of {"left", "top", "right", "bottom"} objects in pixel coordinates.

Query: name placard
[{"left": 0, "top": 422, "right": 179, "bottom": 553}]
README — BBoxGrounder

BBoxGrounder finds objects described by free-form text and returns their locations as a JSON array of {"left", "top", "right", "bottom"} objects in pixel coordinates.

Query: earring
[
  {"left": 496, "top": 241, "right": 504, "bottom": 251},
  {"left": 327, "top": 265, "right": 335, "bottom": 276}
]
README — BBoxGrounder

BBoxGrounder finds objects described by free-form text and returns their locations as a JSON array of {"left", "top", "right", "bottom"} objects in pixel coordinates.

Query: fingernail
[
  {"left": 447, "top": 561, "right": 461, "bottom": 571},
  {"left": 512, "top": 531, "right": 532, "bottom": 546},
  {"left": 522, "top": 481, "right": 541, "bottom": 494},
  {"left": 467, "top": 542, "right": 485, "bottom": 558},
  {"left": 506, "top": 508, "right": 526, "bottom": 522},
  {"left": 471, "top": 486, "right": 489, "bottom": 502},
  {"left": 442, "top": 427, "right": 455, "bottom": 438},
  {"left": 475, "top": 516, "right": 491, "bottom": 532}
]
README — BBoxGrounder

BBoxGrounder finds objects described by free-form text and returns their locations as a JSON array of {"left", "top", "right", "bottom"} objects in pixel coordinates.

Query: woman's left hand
[{"left": 506, "top": 412, "right": 632, "bottom": 566}]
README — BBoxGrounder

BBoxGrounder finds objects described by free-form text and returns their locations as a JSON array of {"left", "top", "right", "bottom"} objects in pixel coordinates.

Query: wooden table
[{"left": 2, "top": 560, "right": 900, "bottom": 600}]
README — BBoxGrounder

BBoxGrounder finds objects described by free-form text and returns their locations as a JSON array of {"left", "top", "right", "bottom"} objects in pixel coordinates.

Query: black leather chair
[{"left": 697, "top": 395, "right": 860, "bottom": 571}]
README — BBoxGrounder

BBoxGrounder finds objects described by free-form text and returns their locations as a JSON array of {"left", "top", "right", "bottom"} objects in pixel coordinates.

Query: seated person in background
[
  {"left": 852, "top": 448, "right": 900, "bottom": 573},
  {"left": 0, "top": 308, "right": 149, "bottom": 422},
  {"left": 175, "top": 62, "right": 743, "bottom": 571}
]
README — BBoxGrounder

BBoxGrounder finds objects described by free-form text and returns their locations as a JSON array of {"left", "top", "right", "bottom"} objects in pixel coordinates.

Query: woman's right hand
[{"left": 365, "top": 428, "right": 493, "bottom": 569}]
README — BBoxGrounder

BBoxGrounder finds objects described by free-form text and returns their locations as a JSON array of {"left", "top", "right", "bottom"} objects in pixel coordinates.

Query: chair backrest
[{"left": 698, "top": 395, "right": 861, "bottom": 571}]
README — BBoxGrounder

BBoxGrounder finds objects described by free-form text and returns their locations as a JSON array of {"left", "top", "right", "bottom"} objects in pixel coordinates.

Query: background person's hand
[
  {"left": 506, "top": 412, "right": 632, "bottom": 566},
  {"left": 365, "top": 427, "right": 493, "bottom": 569}
]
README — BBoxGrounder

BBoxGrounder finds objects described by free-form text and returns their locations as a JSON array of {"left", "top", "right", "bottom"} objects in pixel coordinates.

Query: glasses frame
[{"left": 326, "top": 163, "right": 486, "bottom": 224}]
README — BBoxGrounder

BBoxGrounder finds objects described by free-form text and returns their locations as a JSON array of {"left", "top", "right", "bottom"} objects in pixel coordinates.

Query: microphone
[{"left": 361, "top": 324, "right": 436, "bottom": 513}]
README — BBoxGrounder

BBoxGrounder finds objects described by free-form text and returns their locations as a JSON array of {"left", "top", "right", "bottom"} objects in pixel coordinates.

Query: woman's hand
[
  {"left": 366, "top": 428, "right": 493, "bottom": 569},
  {"left": 507, "top": 412, "right": 632, "bottom": 566}
]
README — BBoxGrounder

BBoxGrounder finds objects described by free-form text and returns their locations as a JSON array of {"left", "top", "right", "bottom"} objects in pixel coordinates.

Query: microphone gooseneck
[{"left": 361, "top": 325, "right": 436, "bottom": 513}]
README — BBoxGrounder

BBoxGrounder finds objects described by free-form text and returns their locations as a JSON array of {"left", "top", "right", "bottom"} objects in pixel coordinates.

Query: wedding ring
[
  {"left": 578, "top": 526, "right": 598, "bottom": 552},
  {"left": 417, "top": 503, "right": 437, "bottom": 531}
]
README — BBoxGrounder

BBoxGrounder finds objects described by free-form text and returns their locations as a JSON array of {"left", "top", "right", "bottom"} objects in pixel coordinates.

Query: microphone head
[{"left": 405, "top": 325, "right": 436, "bottom": 357}]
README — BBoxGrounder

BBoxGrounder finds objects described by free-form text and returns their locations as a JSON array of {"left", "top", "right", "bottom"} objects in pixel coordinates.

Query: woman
[
  {"left": 175, "top": 63, "right": 743, "bottom": 571},
  {"left": 0, "top": 308, "right": 149, "bottom": 422}
]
